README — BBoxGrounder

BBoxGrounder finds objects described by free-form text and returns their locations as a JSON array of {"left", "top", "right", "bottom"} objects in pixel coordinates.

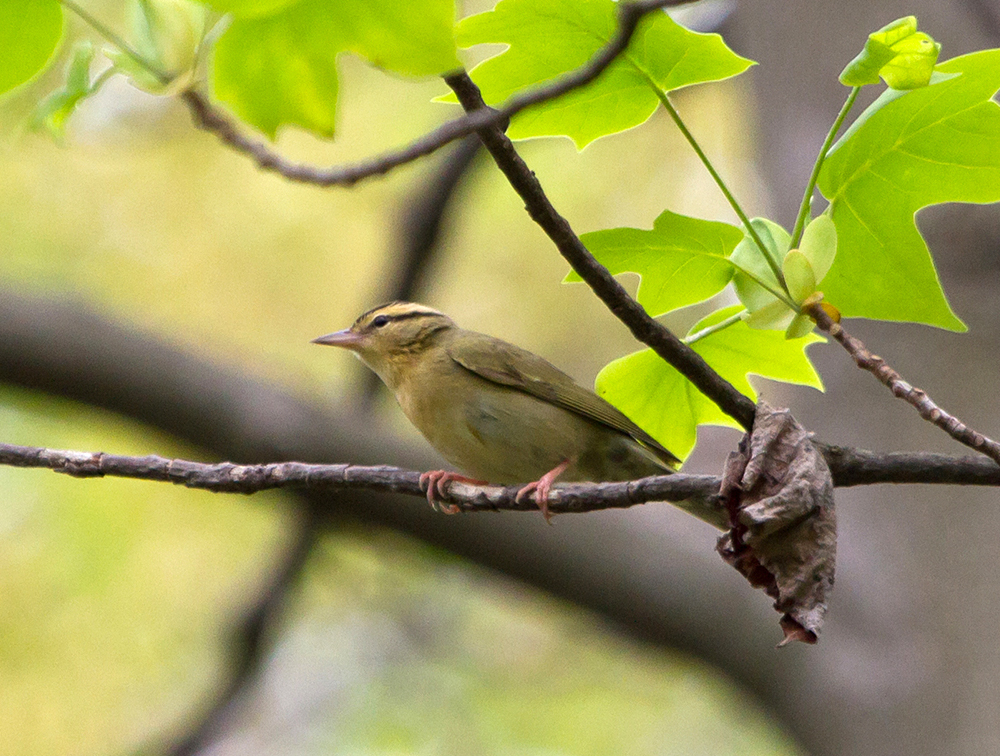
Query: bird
[{"left": 312, "top": 302, "right": 679, "bottom": 521}]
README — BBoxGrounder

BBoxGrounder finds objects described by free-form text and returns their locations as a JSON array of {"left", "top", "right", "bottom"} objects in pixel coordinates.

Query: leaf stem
[
  {"left": 789, "top": 86, "right": 859, "bottom": 248},
  {"left": 652, "top": 87, "right": 787, "bottom": 289},
  {"left": 684, "top": 308, "right": 746, "bottom": 345},
  {"left": 58, "top": 0, "right": 171, "bottom": 85}
]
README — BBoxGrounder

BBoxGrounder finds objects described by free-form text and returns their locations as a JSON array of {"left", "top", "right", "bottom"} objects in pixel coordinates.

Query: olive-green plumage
[{"left": 313, "top": 302, "right": 678, "bottom": 494}]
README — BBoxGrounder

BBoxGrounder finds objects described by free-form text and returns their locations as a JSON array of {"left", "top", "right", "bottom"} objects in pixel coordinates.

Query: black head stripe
[
  {"left": 383, "top": 309, "right": 440, "bottom": 324},
  {"left": 356, "top": 302, "right": 399, "bottom": 324},
  {"left": 354, "top": 303, "right": 448, "bottom": 330}
]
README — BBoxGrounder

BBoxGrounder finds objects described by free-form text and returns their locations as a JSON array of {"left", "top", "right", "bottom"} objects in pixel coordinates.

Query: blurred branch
[
  {"left": 809, "top": 304, "right": 1000, "bottom": 467},
  {"left": 362, "top": 136, "right": 482, "bottom": 403},
  {"left": 385, "top": 136, "right": 481, "bottom": 304},
  {"left": 180, "top": 0, "right": 690, "bottom": 186},
  {"left": 165, "top": 513, "right": 320, "bottom": 756},
  {"left": 444, "top": 71, "right": 758, "bottom": 430}
]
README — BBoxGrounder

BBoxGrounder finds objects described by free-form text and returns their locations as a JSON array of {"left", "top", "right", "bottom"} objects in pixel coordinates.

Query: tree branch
[
  {"left": 180, "top": 0, "right": 691, "bottom": 187},
  {"left": 809, "top": 305, "right": 1000, "bottom": 468},
  {"left": 444, "top": 71, "right": 757, "bottom": 429},
  {"left": 164, "top": 514, "right": 319, "bottom": 756},
  {"left": 0, "top": 441, "right": 728, "bottom": 527},
  {"left": 4, "top": 441, "right": 1000, "bottom": 532}
]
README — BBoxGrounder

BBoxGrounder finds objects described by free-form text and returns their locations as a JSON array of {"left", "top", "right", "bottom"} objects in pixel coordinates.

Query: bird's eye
[{"left": 372, "top": 315, "right": 390, "bottom": 328}]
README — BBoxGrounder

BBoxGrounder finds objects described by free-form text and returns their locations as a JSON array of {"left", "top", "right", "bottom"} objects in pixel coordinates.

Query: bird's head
[{"left": 312, "top": 302, "right": 456, "bottom": 387}]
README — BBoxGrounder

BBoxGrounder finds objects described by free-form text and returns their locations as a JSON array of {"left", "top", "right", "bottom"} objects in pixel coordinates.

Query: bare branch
[
  {"left": 821, "top": 445, "right": 1000, "bottom": 487},
  {"left": 444, "top": 71, "right": 757, "bottom": 429},
  {"left": 5, "top": 441, "right": 1000, "bottom": 532},
  {"left": 809, "top": 305, "right": 1000, "bottom": 468},
  {"left": 164, "top": 516, "right": 319, "bottom": 756},
  {"left": 181, "top": 0, "right": 691, "bottom": 186},
  {"left": 0, "top": 441, "right": 727, "bottom": 527}
]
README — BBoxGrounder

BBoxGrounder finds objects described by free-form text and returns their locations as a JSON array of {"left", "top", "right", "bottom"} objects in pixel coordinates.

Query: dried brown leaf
[{"left": 717, "top": 402, "right": 836, "bottom": 645}]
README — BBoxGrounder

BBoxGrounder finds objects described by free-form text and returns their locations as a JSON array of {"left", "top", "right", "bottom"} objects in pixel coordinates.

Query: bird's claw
[
  {"left": 515, "top": 458, "right": 571, "bottom": 525},
  {"left": 515, "top": 481, "right": 552, "bottom": 524},
  {"left": 418, "top": 470, "right": 486, "bottom": 514}
]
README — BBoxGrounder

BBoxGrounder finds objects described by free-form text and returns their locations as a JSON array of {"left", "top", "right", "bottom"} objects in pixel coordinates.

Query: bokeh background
[{"left": 0, "top": 1, "right": 998, "bottom": 754}]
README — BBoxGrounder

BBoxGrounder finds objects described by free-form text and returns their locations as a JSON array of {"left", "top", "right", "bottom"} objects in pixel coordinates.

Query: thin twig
[
  {"left": 180, "top": 0, "right": 691, "bottom": 186},
  {"left": 819, "top": 444, "right": 1000, "bottom": 487},
  {"left": 809, "top": 305, "right": 1000, "bottom": 467},
  {"left": 445, "top": 71, "right": 757, "bottom": 429}
]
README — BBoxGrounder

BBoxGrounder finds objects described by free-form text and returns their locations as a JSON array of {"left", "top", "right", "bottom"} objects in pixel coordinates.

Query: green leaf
[
  {"left": 730, "top": 218, "right": 789, "bottom": 313},
  {"left": 0, "top": 0, "right": 63, "bottom": 95},
  {"left": 596, "top": 306, "right": 823, "bottom": 461},
  {"left": 568, "top": 210, "right": 742, "bottom": 316},
  {"left": 213, "top": 0, "right": 459, "bottom": 138},
  {"left": 103, "top": 0, "right": 208, "bottom": 95},
  {"left": 879, "top": 32, "right": 940, "bottom": 90},
  {"left": 797, "top": 214, "right": 837, "bottom": 284},
  {"left": 840, "top": 16, "right": 940, "bottom": 90},
  {"left": 784, "top": 314, "right": 815, "bottom": 340},
  {"left": 449, "top": 0, "right": 753, "bottom": 148},
  {"left": 132, "top": 0, "right": 207, "bottom": 76},
  {"left": 31, "top": 41, "right": 106, "bottom": 141},
  {"left": 819, "top": 49, "right": 1000, "bottom": 330},
  {"left": 782, "top": 249, "right": 815, "bottom": 304},
  {"left": 744, "top": 299, "right": 795, "bottom": 331}
]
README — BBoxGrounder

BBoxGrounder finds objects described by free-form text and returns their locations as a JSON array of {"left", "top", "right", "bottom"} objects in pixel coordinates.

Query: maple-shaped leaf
[
  {"left": 818, "top": 49, "right": 1000, "bottom": 330},
  {"left": 567, "top": 210, "right": 743, "bottom": 316},
  {"left": 213, "top": 0, "right": 460, "bottom": 139},
  {"left": 596, "top": 307, "right": 824, "bottom": 462},
  {"left": 448, "top": 0, "right": 753, "bottom": 147}
]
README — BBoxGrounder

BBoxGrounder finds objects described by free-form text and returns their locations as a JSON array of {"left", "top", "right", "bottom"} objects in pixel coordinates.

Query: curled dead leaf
[{"left": 717, "top": 402, "right": 837, "bottom": 645}]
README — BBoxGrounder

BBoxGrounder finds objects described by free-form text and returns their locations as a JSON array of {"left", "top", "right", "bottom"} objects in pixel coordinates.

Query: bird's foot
[
  {"left": 419, "top": 470, "right": 488, "bottom": 514},
  {"left": 515, "top": 459, "right": 571, "bottom": 524}
]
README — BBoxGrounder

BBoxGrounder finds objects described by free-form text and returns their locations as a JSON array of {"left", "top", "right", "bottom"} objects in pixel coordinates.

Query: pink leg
[
  {"left": 516, "top": 459, "right": 571, "bottom": 524},
  {"left": 419, "top": 470, "right": 488, "bottom": 514}
]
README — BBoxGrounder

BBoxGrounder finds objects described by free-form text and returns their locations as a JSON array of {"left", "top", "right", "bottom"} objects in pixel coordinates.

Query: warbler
[{"left": 313, "top": 302, "right": 678, "bottom": 520}]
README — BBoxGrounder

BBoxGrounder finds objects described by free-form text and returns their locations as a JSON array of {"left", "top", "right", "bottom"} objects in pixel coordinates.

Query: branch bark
[
  {"left": 809, "top": 304, "right": 1000, "bottom": 467},
  {"left": 4, "top": 439, "right": 999, "bottom": 521}
]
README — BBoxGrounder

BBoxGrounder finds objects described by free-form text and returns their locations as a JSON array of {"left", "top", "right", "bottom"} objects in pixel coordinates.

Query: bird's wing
[{"left": 446, "top": 333, "right": 680, "bottom": 467}]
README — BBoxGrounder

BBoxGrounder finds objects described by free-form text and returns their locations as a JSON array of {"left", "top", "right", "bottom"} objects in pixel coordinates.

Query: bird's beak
[{"left": 311, "top": 329, "right": 364, "bottom": 350}]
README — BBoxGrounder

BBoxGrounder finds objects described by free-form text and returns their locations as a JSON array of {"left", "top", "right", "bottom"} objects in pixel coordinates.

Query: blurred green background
[{"left": 0, "top": 1, "right": 803, "bottom": 754}]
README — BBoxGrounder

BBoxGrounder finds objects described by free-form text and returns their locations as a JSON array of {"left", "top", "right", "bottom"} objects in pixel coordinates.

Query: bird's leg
[
  {"left": 419, "top": 470, "right": 488, "bottom": 514},
  {"left": 515, "top": 458, "right": 571, "bottom": 524}
]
